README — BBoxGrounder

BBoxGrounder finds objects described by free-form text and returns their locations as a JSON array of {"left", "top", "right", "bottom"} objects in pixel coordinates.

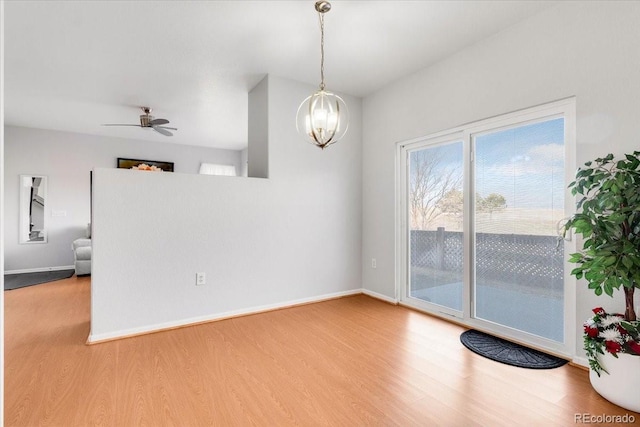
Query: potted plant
[{"left": 564, "top": 151, "right": 640, "bottom": 412}]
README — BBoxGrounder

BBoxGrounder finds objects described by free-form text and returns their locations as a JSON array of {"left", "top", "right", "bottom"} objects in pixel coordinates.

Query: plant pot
[{"left": 589, "top": 352, "right": 640, "bottom": 413}]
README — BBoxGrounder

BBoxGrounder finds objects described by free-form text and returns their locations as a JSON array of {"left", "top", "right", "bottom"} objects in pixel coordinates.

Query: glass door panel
[
  {"left": 473, "top": 118, "right": 565, "bottom": 342},
  {"left": 409, "top": 141, "right": 464, "bottom": 312}
]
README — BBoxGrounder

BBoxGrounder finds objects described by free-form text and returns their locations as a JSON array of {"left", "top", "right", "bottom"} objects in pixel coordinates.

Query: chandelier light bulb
[{"left": 296, "top": 1, "right": 349, "bottom": 149}]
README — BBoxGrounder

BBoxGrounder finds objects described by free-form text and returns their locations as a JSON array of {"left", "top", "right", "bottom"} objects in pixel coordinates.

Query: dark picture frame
[{"left": 117, "top": 158, "right": 174, "bottom": 172}]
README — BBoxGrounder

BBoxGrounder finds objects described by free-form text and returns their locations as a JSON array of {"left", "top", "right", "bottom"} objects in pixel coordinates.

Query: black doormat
[
  {"left": 4, "top": 269, "right": 75, "bottom": 291},
  {"left": 460, "top": 329, "right": 568, "bottom": 369}
]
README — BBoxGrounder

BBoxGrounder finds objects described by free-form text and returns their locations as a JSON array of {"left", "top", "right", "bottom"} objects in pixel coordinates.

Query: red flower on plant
[
  {"left": 605, "top": 340, "right": 622, "bottom": 354},
  {"left": 584, "top": 307, "right": 640, "bottom": 376},
  {"left": 628, "top": 340, "right": 640, "bottom": 355},
  {"left": 584, "top": 325, "right": 599, "bottom": 338}
]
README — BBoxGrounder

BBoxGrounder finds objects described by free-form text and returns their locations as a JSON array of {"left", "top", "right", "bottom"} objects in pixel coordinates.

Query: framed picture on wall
[{"left": 117, "top": 158, "right": 174, "bottom": 172}]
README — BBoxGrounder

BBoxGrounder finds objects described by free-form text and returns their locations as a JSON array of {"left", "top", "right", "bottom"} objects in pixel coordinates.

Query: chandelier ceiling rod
[
  {"left": 295, "top": 0, "right": 349, "bottom": 150},
  {"left": 317, "top": 1, "right": 328, "bottom": 90}
]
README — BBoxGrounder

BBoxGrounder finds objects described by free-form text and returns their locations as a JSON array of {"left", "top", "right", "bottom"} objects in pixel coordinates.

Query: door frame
[{"left": 395, "top": 98, "right": 577, "bottom": 358}]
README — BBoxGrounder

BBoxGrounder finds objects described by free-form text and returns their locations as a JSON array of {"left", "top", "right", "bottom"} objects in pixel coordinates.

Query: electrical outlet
[
  {"left": 372, "top": 258, "right": 377, "bottom": 269},
  {"left": 196, "top": 272, "right": 206, "bottom": 286}
]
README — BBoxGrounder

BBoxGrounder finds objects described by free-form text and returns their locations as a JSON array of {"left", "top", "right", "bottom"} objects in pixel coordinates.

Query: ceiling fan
[{"left": 102, "top": 107, "right": 177, "bottom": 136}]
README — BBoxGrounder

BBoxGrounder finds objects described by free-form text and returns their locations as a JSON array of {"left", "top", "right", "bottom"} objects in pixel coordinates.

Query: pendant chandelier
[{"left": 296, "top": 1, "right": 349, "bottom": 150}]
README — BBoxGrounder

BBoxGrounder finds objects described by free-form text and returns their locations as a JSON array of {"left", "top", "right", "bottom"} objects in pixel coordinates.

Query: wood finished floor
[{"left": 5, "top": 277, "right": 637, "bottom": 426}]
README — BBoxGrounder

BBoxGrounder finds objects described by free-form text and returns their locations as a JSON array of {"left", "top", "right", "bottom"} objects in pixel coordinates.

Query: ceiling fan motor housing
[
  {"left": 139, "top": 106, "right": 153, "bottom": 127},
  {"left": 139, "top": 114, "right": 154, "bottom": 127}
]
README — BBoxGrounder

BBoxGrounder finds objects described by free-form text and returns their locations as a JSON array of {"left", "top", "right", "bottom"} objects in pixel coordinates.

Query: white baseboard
[
  {"left": 5, "top": 265, "right": 75, "bottom": 275},
  {"left": 362, "top": 288, "right": 398, "bottom": 304},
  {"left": 87, "top": 288, "right": 363, "bottom": 344},
  {"left": 572, "top": 356, "right": 588, "bottom": 368}
]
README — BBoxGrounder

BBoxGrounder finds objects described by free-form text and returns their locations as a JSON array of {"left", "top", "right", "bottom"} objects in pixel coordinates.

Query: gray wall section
[
  {"left": 248, "top": 77, "right": 268, "bottom": 178},
  {"left": 4, "top": 125, "right": 242, "bottom": 271}
]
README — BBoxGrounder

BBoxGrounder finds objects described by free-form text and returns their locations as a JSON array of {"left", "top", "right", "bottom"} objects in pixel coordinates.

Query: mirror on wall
[{"left": 19, "top": 175, "right": 48, "bottom": 244}]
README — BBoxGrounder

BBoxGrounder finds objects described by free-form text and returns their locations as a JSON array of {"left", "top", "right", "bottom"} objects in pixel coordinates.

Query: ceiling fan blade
[
  {"left": 149, "top": 118, "right": 169, "bottom": 125},
  {"left": 102, "top": 124, "right": 142, "bottom": 127},
  {"left": 153, "top": 126, "right": 173, "bottom": 136},
  {"left": 155, "top": 125, "right": 178, "bottom": 131}
]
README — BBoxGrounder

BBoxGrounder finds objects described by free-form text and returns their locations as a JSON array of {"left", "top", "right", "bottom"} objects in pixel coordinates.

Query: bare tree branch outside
[{"left": 409, "top": 150, "right": 462, "bottom": 230}]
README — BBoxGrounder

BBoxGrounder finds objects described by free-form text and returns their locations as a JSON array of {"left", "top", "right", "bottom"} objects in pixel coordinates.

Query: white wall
[
  {"left": 362, "top": 1, "right": 640, "bottom": 358},
  {"left": 4, "top": 125, "right": 242, "bottom": 271},
  {"left": 90, "top": 75, "right": 362, "bottom": 341}
]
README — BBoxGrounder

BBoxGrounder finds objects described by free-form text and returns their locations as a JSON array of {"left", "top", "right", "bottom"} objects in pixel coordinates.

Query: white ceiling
[{"left": 4, "top": 1, "right": 556, "bottom": 151}]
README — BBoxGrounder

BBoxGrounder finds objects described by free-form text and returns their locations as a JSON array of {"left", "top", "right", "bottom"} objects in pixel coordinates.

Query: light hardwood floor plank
[{"left": 5, "top": 277, "right": 638, "bottom": 426}]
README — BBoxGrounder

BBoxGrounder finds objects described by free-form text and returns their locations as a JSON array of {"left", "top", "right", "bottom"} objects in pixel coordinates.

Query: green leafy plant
[
  {"left": 565, "top": 152, "right": 640, "bottom": 322},
  {"left": 564, "top": 152, "right": 640, "bottom": 374}
]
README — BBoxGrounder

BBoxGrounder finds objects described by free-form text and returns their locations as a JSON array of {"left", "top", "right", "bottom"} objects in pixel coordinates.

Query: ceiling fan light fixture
[
  {"left": 296, "top": 0, "right": 349, "bottom": 150},
  {"left": 102, "top": 106, "right": 177, "bottom": 137}
]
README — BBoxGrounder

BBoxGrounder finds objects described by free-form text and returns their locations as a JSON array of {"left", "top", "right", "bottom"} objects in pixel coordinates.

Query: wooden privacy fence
[{"left": 411, "top": 228, "right": 564, "bottom": 291}]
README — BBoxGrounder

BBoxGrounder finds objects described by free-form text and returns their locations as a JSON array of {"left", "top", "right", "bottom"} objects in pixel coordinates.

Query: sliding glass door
[
  {"left": 399, "top": 99, "right": 575, "bottom": 355},
  {"left": 473, "top": 118, "right": 565, "bottom": 342},
  {"left": 408, "top": 139, "right": 464, "bottom": 315}
]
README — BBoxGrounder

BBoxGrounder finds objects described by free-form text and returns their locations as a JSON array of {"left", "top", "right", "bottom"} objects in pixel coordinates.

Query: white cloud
[
  {"left": 528, "top": 143, "right": 564, "bottom": 162},
  {"left": 488, "top": 143, "right": 563, "bottom": 177}
]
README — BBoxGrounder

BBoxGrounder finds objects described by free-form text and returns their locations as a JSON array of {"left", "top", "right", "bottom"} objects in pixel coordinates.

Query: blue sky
[
  {"left": 410, "top": 117, "right": 565, "bottom": 210},
  {"left": 475, "top": 118, "right": 564, "bottom": 210}
]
